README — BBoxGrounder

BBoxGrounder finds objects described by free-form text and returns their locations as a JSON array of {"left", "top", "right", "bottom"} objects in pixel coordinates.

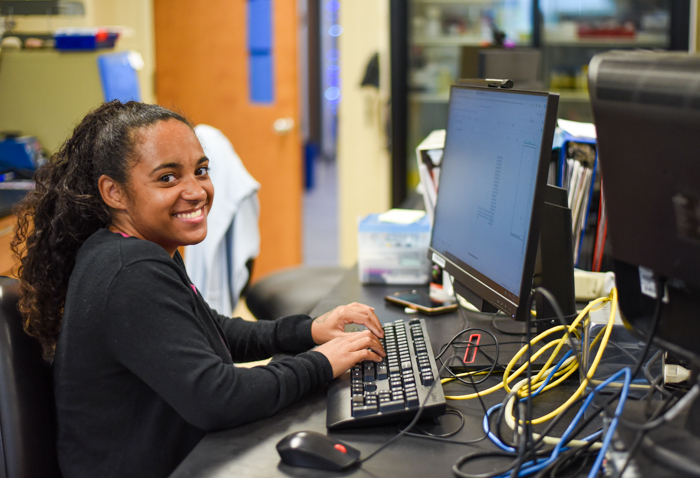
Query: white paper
[
  {"left": 378, "top": 209, "right": 426, "bottom": 224},
  {"left": 558, "top": 119, "right": 597, "bottom": 140}
]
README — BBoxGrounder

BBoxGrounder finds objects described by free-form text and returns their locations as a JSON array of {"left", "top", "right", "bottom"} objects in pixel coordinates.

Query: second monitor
[{"left": 429, "top": 85, "right": 575, "bottom": 333}]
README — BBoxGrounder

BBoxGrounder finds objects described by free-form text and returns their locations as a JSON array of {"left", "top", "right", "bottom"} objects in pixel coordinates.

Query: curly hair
[{"left": 11, "top": 100, "right": 192, "bottom": 359}]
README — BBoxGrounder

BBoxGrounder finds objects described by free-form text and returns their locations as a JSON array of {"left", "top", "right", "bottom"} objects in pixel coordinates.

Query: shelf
[
  {"left": 0, "top": 1, "right": 84, "bottom": 15},
  {"left": 409, "top": 90, "right": 590, "bottom": 104},
  {"left": 412, "top": 0, "right": 493, "bottom": 4},
  {"left": 409, "top": 92, "right": 450, "bottom": 103},
  {"left": 543, "top": 32, "right": 667, "bottom": 48},
  {"left": 551, "top": 89, "right": 591, "bottom": 102},
  {"left": 411, "top": 35, "right": 484, "bottom": 47}
]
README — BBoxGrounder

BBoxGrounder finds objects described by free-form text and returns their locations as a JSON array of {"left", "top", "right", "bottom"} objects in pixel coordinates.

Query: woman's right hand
[{"left": 315, "top": 330, "right": 385, "bottom": 378}]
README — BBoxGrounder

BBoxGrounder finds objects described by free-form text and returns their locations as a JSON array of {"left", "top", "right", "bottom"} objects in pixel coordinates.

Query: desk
[
  {"left": 171, "top": 269, "right": 588, "bottom": 478},
  {"left": 0, "top": 190, "right": 28, "bottom": 277}
]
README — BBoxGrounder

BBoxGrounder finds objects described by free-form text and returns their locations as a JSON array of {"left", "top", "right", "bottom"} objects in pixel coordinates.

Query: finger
[
  {"left": 350, "top": 348, "right": 384, "bottom": 363},
  {"left": 351, "top": 331, "right": 385, "bottom": 357},
  {"left": 340, "top": 308, "right": 385, "bottom": 338},
  {"left": 364, "top": 307, "right": 384, "bottom": 338}
]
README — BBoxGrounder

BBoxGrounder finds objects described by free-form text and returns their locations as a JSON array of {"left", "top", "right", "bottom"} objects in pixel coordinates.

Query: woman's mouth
[{"left": 173, "top": 207, "right": 205, "bottom": 222}]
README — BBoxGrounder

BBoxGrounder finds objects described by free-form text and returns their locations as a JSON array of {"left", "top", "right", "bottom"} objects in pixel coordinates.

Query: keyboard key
[
  {"left": 363, "top": 362, "right": 376, "bottom": 381},
  {"left": 353, "top": 403, "right": 378, "bottom": 417},
  {"left": 379, "top": 399, "right": 405, "bottom": 413},
  {"left": 376, "top": 363, "right": 388, "bottom": 380}
]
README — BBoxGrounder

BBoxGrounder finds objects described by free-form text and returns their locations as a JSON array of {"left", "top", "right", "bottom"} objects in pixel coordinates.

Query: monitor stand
[{"left": 533, "top": 184, "right": 577, "bottom": 335}]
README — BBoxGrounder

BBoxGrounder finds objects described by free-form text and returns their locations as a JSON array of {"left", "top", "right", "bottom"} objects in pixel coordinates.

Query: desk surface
[
  {"left": 171, "top": 270, "right": 587, "bottom": 478},
  {"left": 0, "top": 189, "right": 28, "bottom": 217}
]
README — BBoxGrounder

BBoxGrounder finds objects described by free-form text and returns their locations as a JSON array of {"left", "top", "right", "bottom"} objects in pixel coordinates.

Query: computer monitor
[
  {"left": 429, "top": 85, "right": 574, "bottom": 331},
  {"left": 589, "top": 50, "right": 700, "bottom": 473},
  {"left": 589, "top": 50, "right": 700, "bottom": 363}
]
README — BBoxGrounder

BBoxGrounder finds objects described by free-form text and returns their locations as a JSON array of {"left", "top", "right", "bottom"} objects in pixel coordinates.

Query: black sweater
[{"left": 53, "top": 229, "right": 333, "bottom": 478}]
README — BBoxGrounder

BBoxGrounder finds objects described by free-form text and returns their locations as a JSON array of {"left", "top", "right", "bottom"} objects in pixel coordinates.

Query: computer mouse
[{"left": 276, "top": 430, "right": 361, "bottom": 471}]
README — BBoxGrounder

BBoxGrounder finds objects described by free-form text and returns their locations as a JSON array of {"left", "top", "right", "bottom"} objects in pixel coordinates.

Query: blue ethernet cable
[
  {"left": 498, "top": 367, "right": 631, "bottom": 478},
  {"left": 586, "top": 367, "right": 631, "bottom": 478},
  {"left": 483, "top": 350, "right": 573, "bottom": 453}
]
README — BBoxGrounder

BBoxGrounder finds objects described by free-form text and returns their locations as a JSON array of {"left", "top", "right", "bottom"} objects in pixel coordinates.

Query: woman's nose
[{"left": 181, "top": 177, "right": 208, "bottom": 201}]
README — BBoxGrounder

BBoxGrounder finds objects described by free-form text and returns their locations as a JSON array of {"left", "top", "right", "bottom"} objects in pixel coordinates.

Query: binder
[{"left": 556, "top": 132, "right": 599, "bottom": 269}]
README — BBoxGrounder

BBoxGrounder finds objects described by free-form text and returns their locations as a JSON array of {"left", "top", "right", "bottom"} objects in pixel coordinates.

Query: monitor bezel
[{"left": 428, "top": 85, "right": 560, "bottom": 322}]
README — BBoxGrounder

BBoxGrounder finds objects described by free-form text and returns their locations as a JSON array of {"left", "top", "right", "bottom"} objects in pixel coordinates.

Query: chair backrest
[{"left": 0, "top": 277, "right": 61, "bottom": 478}]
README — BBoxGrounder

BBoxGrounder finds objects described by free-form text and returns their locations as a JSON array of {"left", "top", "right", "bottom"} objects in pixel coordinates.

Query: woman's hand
[
  {"left": 311, "top": 302, "right": 384, "bottom": 344},
  {"left": 315, "top": 331, "right": 385, "bottom": 378}
]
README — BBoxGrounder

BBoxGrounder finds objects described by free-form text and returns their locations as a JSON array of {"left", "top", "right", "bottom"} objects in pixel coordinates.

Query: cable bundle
[{"left": 446, "top": 288, "right": 639, "bottom": 477}]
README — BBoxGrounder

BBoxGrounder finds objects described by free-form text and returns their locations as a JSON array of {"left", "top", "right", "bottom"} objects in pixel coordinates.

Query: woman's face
[{"left": 118, "top": 119, "right": 214, "bottom": 256}]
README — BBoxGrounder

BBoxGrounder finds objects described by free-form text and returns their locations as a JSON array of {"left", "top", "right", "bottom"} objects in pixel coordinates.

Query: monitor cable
[
  {"left": 400, "top": 369, "right": 491, "bottom": 446},
  {"left": 454, "top": 367, "right": 633, "bottom": 478},
  {"left": 358, "top": 356, "right": 457, "bottom": 465},
  {"left": 505, "top": 275, "right": 668, "bottom": 476},
  {"left": 436, "top": 327, "right": 501, "bottom": 385},
  {"left": 643, "top": 349, "right": 673, "bottom": 399},
  {"left": 501, "top": 289, "right": 617, "bottom": 427},
  {"left": 613, "top": 378, "right": 680, "bottom": 478}
]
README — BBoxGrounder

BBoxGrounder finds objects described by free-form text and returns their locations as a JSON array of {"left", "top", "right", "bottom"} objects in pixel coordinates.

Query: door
[{"left": 154, "top": 0, "right": 303, "bottom": 280}]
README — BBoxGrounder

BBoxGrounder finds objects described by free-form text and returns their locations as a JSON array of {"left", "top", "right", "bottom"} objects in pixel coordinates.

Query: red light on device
[
  {"left": 334, "top": 444, "right": 347, "bottom": 453},
  {"left": 463, "top": 334, "right": 481, "bottom": 364},
  {"left": 95, "top": 29, "right": 109, "bottom": 42}
]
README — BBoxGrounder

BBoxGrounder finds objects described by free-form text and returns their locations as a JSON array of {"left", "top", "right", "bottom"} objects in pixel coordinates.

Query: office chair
[
  {"left": 245, "top": 266, "right": 347, "bottom": 321},
  {"left": 0, "top": 277, "right": 61, "bottom": 478}
]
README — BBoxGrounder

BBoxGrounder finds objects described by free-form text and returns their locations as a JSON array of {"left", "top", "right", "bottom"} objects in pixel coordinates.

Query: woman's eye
[
  {"left": 159, "top": 174, "right": 176, "bottom": 183},
  {"left": 196, "top": 166, "right": 210, "bottom": 176}
]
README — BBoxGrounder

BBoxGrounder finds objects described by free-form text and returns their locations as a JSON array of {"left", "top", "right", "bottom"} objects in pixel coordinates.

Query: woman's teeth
[{"left": 176, "top": 209, "right": 202, "bottom": 219}]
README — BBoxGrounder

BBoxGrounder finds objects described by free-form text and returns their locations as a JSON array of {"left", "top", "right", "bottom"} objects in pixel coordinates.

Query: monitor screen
[{"left": 429, "top": 85, "right": 559, "bottom": 319}]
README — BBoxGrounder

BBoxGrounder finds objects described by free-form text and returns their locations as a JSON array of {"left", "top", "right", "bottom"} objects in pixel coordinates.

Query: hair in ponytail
[{"left": 11, "top": 100, "right": 191, "bottom": 359}]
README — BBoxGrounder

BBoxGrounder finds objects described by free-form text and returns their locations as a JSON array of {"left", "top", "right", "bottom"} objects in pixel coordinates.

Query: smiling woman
[
  {"left": 11, "top": 101, "right": 386, "bottom": 478},
  {"left": 99, "top": 119, "right": 214, "bottom": 256}
]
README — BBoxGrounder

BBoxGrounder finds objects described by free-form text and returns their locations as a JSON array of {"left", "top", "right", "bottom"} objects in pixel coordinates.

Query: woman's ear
[{"left": 98, "top": 175, "right": 127, "bottom": 210}]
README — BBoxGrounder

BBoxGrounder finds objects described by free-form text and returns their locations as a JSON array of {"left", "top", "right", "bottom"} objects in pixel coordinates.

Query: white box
[{"left": 358, "top": 213, "right": 432, "bottom": 284}]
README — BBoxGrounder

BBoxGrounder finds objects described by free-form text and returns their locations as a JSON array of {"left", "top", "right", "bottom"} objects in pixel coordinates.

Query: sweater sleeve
[
  {"left": 210, "top": 310, "right": 318, "bottom": 363},
  {"left": 101, "top": 258, "right": 333, "bottom": 431}
]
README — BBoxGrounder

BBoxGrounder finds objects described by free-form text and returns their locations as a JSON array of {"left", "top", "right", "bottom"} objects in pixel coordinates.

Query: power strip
[{"left": 574, "top": 269, "right": 608, "bottom": 301}]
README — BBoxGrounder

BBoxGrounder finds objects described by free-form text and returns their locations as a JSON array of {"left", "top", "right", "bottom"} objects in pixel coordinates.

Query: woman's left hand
[{"left": 311, "top": 302, "right": 384, "bottom": 344}]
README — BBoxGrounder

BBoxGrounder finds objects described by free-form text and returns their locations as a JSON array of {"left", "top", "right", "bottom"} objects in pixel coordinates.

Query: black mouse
[{"left": 276, "top": 430, "right": 361, "bottom": 471}]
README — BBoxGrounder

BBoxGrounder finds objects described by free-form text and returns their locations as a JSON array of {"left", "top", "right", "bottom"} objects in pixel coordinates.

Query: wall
[
  {"left": 8, "top": 0, "right": 155, "bottom": 103},
  {"left": 89, "top": 0, "right": 155, "bottom": 104},
  {"left": 337, "top": 0, "right": 392, "bottom": 266}
]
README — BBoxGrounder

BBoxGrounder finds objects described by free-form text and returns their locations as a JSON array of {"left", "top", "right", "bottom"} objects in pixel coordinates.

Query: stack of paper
[
  {"left": 556, "top": 119, "right": 609, "bottom": 270},
  {"left": 415, "top": 129, "right": 446, "bottom": 224}
]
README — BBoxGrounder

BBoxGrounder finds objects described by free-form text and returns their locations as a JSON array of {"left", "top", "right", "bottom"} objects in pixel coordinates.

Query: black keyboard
[{"left": 326, "top": 318, "right": 447, "bottom": 429}]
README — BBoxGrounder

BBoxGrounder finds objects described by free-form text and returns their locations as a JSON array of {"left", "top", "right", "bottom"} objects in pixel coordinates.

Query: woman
[{"left": 12, "top": 101, "right": 385, "bottom": 478}]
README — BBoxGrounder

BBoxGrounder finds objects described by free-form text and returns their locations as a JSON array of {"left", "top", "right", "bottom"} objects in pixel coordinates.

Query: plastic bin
[{"left": 358, "top": 213, "right": 432, "bottom": 284}]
